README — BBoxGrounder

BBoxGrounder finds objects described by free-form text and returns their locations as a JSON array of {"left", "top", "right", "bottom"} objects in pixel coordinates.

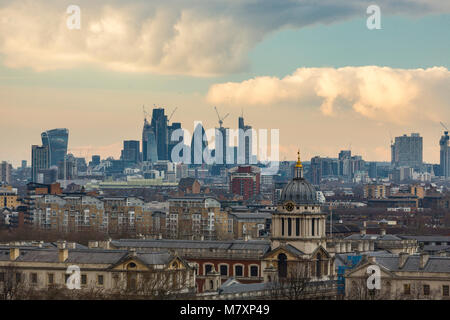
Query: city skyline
[{"left": 1, "top": 1, "right": 449, "bottom": 166}]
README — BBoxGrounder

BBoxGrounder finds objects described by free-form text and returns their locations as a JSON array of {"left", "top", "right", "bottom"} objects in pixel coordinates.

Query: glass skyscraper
[{"left": 41, "top": 128, "right": 69, "bottom": 167}]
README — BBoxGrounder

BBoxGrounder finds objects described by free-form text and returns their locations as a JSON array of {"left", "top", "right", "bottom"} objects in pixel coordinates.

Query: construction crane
[
  {"left": 142, "top": 105, "right": 149, "bottom": 121},
  {"left": 214, "top": 106, "right": 229, "bottom": 128},
  {"left": 168, "top": 107, "right": 178, "bottom": 123}
]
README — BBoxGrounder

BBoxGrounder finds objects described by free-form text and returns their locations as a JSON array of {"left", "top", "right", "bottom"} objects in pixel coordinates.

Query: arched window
[
  {"left": 277, "top": 253, "right": 287, "bottom": 278},
  {"left": 234, "top": 265, "right": 244, "bottom": 277},
  {"left": 204, "top": 263, "right": 214, "bottom": 275}
]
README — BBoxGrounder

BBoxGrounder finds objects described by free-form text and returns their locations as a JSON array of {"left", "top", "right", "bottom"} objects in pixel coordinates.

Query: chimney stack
[
  {"left": 9, "top": 247, "right": 20, "bottom": 261},
  {"left": 380, "top": 228, "right": 386, "bottom": 236},
  {"left": 419, "top": 252, "right": 429, "bottom": 269},
  {"left": 57, "top": 240, "right": 68, "bottom": 263},
  {"left": 398, "top": 252, "right": 408, "bottom": 269}
]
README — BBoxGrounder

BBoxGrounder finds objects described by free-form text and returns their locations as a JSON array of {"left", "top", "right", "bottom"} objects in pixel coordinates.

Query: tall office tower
[
  {"left": 151, "top": 108, "right": 169, "bottom": 161},
  {"left": 121, "top": 140, "right": 140, "bottom": 164},
  {"left": 216, "top": 126, "right": 229, "bottom": 165},
  {"left": 191, "top": 123, "right": 209, "bottom": 165},
  {"left": 31, "top": 145, "right": 49, "bottom": 182},
  {"left": 391, "top": 133, "right": 423, "bottom": 169},
  {"left": 21, "top": 160, "right": 27, "bottom": 169},
  {"left": 168, "top": 122, "right": 182, "bottom": 162},
  {"left": 440, "top": 130, "right": 450, "bottom": 179},
  {"left": 0, "top": 161, "right": 12, "bottom": 184},
  {"left": 41, "top": 128, "right": 69, "bottom": 167},
  {"left": 338, "top": 150, "right": 351, "bottom": 178},
  {"left": 142, "top": 117, "right": 158, "bottom": 163},
  {"left": 238, "top": 116, "right": 253, "bottom": 164},
  {"left": 57, "top": 154, "right": 77, "bottom": 180}
]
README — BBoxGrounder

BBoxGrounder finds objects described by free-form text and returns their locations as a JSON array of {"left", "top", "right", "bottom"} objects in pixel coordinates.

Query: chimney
[
  {"left": 129, "top": 248, "right": 137, "bottom": 257},
  {"left": 398, "top": 252, "right": 408, "bottom": 269},
  {"left": 368, "top": 255, "right": 376, "bottom": 264},
  {"left": 58, "top": 247, "right": 69, "bottom": 263},
  {"left": 158, "top": 234, "right": 163, "bottom": 240},
  {"left": 88, "top": 241, "right": 99, "bottom": 248},
  {"left": 9, "top": 247, "right": 20, "bottom": 261},
  {"left": 57, "top": 240, "right": 66, "bottom": 250},
  {"left": 244, "top": 234, "right": 249, "bottom": 241},
  {"left": 380, "top": 228, "right": 386, "bottom": 236},
  {"left": 419, "top": 253, "right": 429, "bottom": 269}
]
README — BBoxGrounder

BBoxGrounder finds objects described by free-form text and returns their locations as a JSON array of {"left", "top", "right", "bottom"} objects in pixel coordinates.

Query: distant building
[
  {"left": 178, "top": 177, "right": 201, "bottom": 194},
  {"left": 229, "top": 166, "right": 261, "bottom": 201},
  {"left": 238, "top": 115, "right": 253, "bottom": 164},
  {"left": 0, "top": 161, "right": 12, "bottom": 184},
  {"left": 391, "top": 133, "right": 423, "bottom": 169},
  {"left": 440, "top": 130, "right": 450, "bottom": 179},
  {"left": 121, "top": 140, "right": 140, "bottom": 165},
  {"left": 41, "top": 128, "right": 69, "bottom": 167},
  {"left": 31, "top": 145, "right": 49, "bottom": 183}
]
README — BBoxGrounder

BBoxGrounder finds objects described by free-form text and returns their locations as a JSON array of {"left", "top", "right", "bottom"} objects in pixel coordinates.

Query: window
[
  {"left": 48, "top": 274, "right": 54, "bottom": 284},
  {"left": 443, "top": 285, "right": 449, "bottom": 297},
  {"left": 97, "top": 275, "right": 104, "bottom": 285},
  {"left": 312, "top": 218, "right": 315, "bottom": 236},
  {"left": 281, "top": 218, "right": 285, "bottom": 236},
  {"left": 288, "top": 218, "right": 292, "bottom": 236},
  {"left": 234, "top": 265, "right": 243, "bottom": 277},
  {"left": 0, "top": 272, "right": 4, "bottom": 282},
  {"left": 423, "top": 284, "right": 430, "bottom": 296},
  {"left": 205, "top": 264, "right": 213, "bottom": 275},
  {"left": 404, "top": 284, "right": 411, "bottom": 295},
  {"left": 219, "top": 265, "right": 228, "bottom": 276},
  {"left": 64, "top": 274, "right": 70, "bottom": 283},
  {"left": 81, "top": 274, "right": 87, "bottom": 285},
  {"left": 296, "top": 218, "right": 300, "bottom": 236},
  {"left": 31, "top": 273, "right": 38, "bottom": 284},
  {"left": 15, "top": 273, "right": 21, "bottom": 283},
  {"left": 250, "top": 265, "right": 258, "bottom": 277}
]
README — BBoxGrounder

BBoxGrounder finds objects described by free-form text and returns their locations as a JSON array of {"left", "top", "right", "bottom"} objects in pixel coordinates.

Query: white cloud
[
  {"left": 0, "top": 0, "right": 449, "bottom": 76},
  {"left": 206, "top": 66, "right": 450, "bottom": 125}
]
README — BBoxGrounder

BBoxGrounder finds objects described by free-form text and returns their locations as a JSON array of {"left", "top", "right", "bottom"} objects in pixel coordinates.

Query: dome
[{"left": 280, "top": 178, "right": 319, "bottom": 205}]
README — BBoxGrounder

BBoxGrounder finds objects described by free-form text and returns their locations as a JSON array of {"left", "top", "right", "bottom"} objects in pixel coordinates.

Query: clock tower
[{"left": 271, "top": 150, "right": 327, "bottom": 255}]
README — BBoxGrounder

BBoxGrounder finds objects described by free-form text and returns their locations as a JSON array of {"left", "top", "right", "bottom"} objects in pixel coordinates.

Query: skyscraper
[
  {"left": 391, "top": 133, "right": 423, "bottom": 169},
  {"left": 0, "top": 161, "right": 12, "bottom": 184},
  {"left": 238, "top": 116, "right": 253, "bottom": 164},
  {"left": 191, "top": 123, "right": 209, "bottom": 165},
  {"left": 121, "top": 140, "right": 140, "bottom": 165},
  {"left": 31, "top": 145, "right": 49, "bottom": 182},
  {"left": 151, "top": 108, "right": 169, "bottom": 161},
  {"left": 142, "top": 118, "right": 158, "bottom": 163},
  {"left": 41, "top": 128, "right": 69, "bottom": 167},
  {"left": 168, "top": 122, "right": 182, "bottom": 162},
  {"left": 440, "top": 130, "right": 450, "bottom": 179}
]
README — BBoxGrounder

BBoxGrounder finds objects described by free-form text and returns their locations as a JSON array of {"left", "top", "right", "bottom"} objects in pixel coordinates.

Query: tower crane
[
  {"left": 168, "top": 107, "right": 178, "bottom": 123},
  {"left": 214, "top": 106, "right": 229, "bottom": 128},
  {"left": 142, "top": 105, "right": 149, "bottom": 122}
]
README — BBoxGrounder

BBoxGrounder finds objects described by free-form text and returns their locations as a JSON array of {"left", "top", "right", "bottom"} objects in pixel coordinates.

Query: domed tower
[{"left": 271, "top": 151, "right": 327, "bottom": 254}]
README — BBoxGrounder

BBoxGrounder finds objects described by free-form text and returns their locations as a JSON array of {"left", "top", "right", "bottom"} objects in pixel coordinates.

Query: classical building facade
[{"left": 0, "top": 241, "right": 196, "bottom": 297}]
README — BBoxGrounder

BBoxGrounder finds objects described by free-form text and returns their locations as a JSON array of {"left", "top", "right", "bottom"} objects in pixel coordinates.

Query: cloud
[
  {"left": 0, "top": 0, "right": 449, "bottom": 76},
  {"left": 207, "top": 66, "right": 450, "bottom": 125}
]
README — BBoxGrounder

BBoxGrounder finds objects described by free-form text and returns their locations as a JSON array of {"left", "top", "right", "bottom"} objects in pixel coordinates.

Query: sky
[{"left": 0, "top": 0, "right": 449, "bottom": 167}]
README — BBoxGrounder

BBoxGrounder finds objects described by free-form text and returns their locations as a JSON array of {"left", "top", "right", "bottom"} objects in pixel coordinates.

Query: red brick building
[{"left": 229, "top": 166, "right": 261, "bottom": 200}]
